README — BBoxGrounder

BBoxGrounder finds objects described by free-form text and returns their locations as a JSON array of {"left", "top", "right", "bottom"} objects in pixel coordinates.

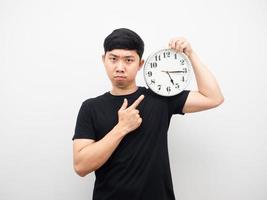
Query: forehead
[{"left": 106, "top": 49, "right": 138, "bottom": 57}]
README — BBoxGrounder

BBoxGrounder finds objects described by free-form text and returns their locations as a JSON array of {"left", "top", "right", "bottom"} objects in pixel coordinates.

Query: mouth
[{"left": 114, "top": 76, "right": 127, "bottom": 81}]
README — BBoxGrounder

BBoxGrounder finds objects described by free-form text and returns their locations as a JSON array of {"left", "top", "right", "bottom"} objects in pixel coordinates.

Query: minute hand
[{"left": 161, "top": 70, "right": 186, "bottom": 73}]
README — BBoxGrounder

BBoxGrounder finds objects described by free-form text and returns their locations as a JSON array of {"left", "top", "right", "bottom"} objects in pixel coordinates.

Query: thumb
[{"left": 119, "top": 98, "right": 128, "bottom": 111}]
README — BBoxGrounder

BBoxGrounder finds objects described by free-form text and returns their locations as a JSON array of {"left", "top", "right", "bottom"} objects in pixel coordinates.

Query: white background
[{"left": 1, "top": 0, "right": 267, "bottom": 199}]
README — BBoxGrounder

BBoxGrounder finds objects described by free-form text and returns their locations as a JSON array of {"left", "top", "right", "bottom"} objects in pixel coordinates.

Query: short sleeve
[
  {"left": 72, "top": 101, "right": 96, "bottom": 140},
  {"left": 167, "top": 90, "right": 190, "bottom": 115}
]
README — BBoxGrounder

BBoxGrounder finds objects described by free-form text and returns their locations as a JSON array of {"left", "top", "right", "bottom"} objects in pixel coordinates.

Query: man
[{"left": 72, "top": 28, "right": 224, "bottom": 200}]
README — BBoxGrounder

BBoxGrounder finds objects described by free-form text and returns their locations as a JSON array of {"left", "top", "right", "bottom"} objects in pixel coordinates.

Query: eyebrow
[{"left": 108, "top": 53, "right": 135, "bottom": 58}]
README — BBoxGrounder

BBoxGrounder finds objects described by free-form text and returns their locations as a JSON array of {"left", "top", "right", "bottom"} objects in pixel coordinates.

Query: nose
[{"left": 115, "top": 61, "right": 125, "bottom": 73}]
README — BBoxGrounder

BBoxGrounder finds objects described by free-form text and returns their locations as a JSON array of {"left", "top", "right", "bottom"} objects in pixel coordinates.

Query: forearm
[
  {"left": 75, "top": 124, "right": 127, "bottom": 176},
  {"left": 188, "top": 51, "right": 224, "bottom": 102}
]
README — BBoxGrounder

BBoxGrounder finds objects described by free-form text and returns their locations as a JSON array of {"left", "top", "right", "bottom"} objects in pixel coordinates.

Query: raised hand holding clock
[{"left": 168, "top": 37, "right": 193, "bottom": 57}]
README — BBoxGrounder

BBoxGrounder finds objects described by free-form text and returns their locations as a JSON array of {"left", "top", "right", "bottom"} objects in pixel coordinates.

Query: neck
[{"left": 110, "top": 84, "right": 138, "bottom": 96}]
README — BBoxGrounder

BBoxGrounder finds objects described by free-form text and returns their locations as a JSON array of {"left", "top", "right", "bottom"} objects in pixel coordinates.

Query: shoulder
[
  {"left": 139, "top": 86, "right": 159, "bottom": 98},
  {"left": 138, "top": 86, "right": 170, "bottom": 108},
  {"left": 81, "top": 92, "right": 109, "bottom": 108}
]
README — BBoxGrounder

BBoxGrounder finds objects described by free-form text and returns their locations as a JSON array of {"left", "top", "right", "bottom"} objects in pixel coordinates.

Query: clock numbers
[
  {"left": 157, "top": 85, "right": 161, "bottom": 90},
  {"left": 155, "top": 55, "right": 161, "bottom": 61},
  {"left": 150, "top": 79, "right": 155, "bottom": 85},
  {"left": 150, "top": 62, "right": 157, "bottom": 68},
  {"left": 180, "top": 59, "right": 185, "bottom": 65},
  {"left": 163, "top": 52, "right": 171, "bottom": 58},
  {"left": 147, "top": 71, "right": 152, "bottom": 77},
  {"left": 175, "top": 83, "right": 180, "bottom": 89},
  {"left": 181, "top": 76, "right": 185, "bottom": 82},
  {"left": 174, "top": 53, "right": 177, "bottom": 59},
  {"left": 182, "top": 67, "right": 187, "bottom": 73},
  {"left": 166, "top": 86, "right": 171, "bottom": 93}
]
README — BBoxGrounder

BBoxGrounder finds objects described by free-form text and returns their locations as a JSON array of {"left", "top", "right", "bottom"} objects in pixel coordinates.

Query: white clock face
[{"left": 143, "top": 49, "right": 192, "bottom": 96}]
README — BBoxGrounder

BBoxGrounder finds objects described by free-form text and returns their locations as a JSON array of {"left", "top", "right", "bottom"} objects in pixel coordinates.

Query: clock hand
[
  {"left": 161, "top": 70, "right": 186, "bottom": 73},
  {"left": 166, "top": 72, "right": 174, "bottom": 85}
]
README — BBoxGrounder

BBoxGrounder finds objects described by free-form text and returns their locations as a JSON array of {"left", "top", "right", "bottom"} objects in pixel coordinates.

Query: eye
[
  {"left": 109, "top": 57, "right": 117, "bottom": 62},
  {"left": 126, "top": 58, "right": 134, "bottom": 63}
]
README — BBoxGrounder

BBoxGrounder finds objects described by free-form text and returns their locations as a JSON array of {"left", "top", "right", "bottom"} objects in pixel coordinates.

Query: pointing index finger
[{"left": 129, "top": 95, "right": 145, "bottom": 109}]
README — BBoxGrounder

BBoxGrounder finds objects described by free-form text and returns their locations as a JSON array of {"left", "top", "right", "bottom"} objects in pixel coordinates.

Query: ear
[{"left": 138, "top": 59, "right": 144, "bottom": 71}]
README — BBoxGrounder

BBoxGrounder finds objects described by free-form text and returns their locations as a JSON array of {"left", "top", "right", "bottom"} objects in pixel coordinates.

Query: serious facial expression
[{"left": 102, "top": 49, "right": 144, "bottom": 89}]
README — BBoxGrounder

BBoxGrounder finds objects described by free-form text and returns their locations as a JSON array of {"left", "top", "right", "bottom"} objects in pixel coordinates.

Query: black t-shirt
[{"left": 73, "top": 87, "right": 190, "bottom": 200}]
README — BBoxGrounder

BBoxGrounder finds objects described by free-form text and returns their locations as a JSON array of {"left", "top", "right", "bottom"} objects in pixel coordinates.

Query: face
[{"left": 102, "top": 49, "right": 144, "bottom": 89}]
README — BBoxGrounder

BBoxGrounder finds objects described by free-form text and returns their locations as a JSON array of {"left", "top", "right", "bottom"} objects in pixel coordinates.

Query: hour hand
[{"left": 166, "top": 72, "right": 174, "bottom": 85}]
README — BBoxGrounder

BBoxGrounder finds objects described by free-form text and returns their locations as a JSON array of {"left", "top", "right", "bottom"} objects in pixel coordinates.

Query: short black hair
[{"left": 103, "top": 28, "right": 144, "bottom": 59}]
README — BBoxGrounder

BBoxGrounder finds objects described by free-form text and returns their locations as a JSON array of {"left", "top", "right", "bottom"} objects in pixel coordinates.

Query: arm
[
  {"left": 169, "top": 37, "right": 224, "bottom": 113},
  {"left": 73, "top": 95, "right": 144, "bottom": 177},
  {"left": 73, "top": 125, "right": 126, "bottom": 177}
]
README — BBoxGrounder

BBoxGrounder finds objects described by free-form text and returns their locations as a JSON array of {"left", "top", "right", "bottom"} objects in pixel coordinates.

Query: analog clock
[{"left": 143, "top": 49, "right": 192, "bottom": 96}]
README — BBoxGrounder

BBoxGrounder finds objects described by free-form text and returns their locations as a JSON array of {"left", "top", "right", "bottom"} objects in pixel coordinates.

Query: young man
[{"left": 72, "top": 28, "right": 224, "bottom": 200}]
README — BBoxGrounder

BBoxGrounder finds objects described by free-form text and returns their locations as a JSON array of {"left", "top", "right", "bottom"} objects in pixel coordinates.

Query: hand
[
  {"left": 169, "top": 37, "right": 193, "bottom": 57},
  {"left": 117, "top": 95, "right": 144, "bottom": 135}
]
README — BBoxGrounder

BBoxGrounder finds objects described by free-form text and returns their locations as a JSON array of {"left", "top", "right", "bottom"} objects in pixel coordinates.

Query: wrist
[
  {"left": 186, "top": 50, "right": 196, "bottom": 60},
  {"left": 114, "top": 123, "right": 128, "bottom": 138},
  {"left": 187, "top": 50, "right": 197, "bottom": 60}
]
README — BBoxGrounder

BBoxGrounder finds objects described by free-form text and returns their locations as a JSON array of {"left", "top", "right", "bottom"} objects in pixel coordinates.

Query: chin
[
  {"left": 113, "top": 80, "right": 126, "bottom": 88},
  {"left": 116, "top": 83, "right": 128, "bottom": 89}
]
